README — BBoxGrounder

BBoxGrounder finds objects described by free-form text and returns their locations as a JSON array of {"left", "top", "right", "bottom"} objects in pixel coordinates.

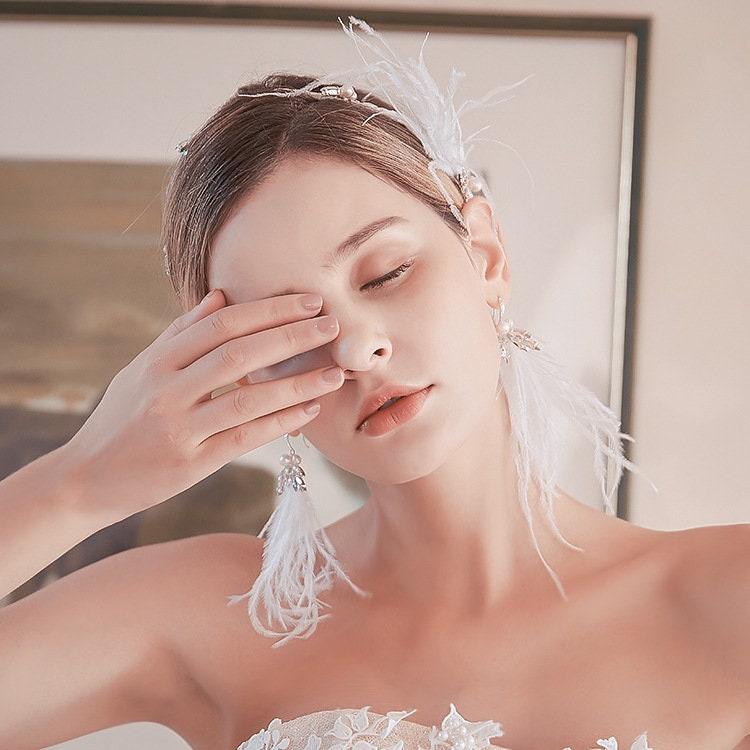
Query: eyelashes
[{"left": 361, "top": 260, "right": 415, "bottom": 291}]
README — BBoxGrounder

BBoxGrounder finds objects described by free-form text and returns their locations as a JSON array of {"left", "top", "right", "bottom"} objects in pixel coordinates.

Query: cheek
[{"left": 297, "top": 392, "right": 358, "bottom": 474}]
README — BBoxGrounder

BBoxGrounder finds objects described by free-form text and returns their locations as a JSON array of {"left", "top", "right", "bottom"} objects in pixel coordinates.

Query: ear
[{"left": 461, "top": 197, "right": 512, "bottom": 304}]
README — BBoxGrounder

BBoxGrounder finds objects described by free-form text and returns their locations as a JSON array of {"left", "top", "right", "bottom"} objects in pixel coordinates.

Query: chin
[{"left": 310, "top": 412, "right": 477, "bottom": 487}]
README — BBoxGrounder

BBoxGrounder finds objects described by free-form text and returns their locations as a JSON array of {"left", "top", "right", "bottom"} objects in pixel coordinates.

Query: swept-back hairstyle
[{"left": 161, "top": 74, "right": 466, "bottom": 309}]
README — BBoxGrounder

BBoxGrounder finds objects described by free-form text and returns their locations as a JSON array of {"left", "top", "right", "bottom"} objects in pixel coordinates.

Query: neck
[{"left": 355, "top": 396, "right": 567, "bottom": 611}]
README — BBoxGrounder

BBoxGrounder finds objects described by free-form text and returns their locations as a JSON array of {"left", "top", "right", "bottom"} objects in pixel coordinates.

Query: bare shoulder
[
  {"left": 95, "top": 531, "right": 267, "bottom": 651},
  {"left": 52, "top": 531, "right": 264, "bottom": 612},
  {"left": 607, "top": 518, "right": 749, "bottom": 597},
  {"left": 653, "top": 523, "right": 750, "bottom": 682},
  {"left": 0, "top": 532, "right": 265, "bottom": 749},
  {"left": 595, "top": 519, "right": 750, "bottom": 659},
  {"left": 125, "top": 531, "right": 264, "bottom": 593},
  {"left": 656, "top": 523, "right": 750, "bottom": 608},
  {"left": 91, "top": 532, "right": 271, "bottom": 740}
]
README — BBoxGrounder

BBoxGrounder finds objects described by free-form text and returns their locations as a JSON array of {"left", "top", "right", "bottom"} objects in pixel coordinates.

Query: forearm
[
  {"left": 0, "top": 444, "right": 113, "bottom": 599},
  {"left": 0, "top": 291, "right": 341, "bottom": 600}
]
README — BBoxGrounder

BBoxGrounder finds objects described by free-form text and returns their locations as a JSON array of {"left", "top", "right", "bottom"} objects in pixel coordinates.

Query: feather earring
[
  {"left": 228, "top": 435, "right": 363, "bottom": 647},
  {"left": 493, "top": 299, "right": 640, "bottom": 593}
]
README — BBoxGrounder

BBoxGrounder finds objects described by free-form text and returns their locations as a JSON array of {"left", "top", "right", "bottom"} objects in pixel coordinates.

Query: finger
[
  {"left": 165, "top": 293, "right": 325, "bottom": 370},
  {"left": 182, "top": 315, "right": 340, "bottom": 398},
  {"left": 154, "top": 289, "right": 227, "bottom": 345},
  {"left": 193, "top": 364, "right": 344, "bottom": 438},
  {"left": 198, "top": 400, "right": 322, "bottom": 467}
]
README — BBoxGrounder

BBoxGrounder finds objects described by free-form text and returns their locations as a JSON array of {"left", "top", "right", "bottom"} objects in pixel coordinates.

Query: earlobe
[{"left": 460, "top": 197, "right": 512, "bottom": 301}]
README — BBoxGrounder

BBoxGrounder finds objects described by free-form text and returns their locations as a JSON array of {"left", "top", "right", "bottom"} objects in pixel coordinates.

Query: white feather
[
  {"left": 228, "top": 482, "right": 364, "bottom": 648},
  {"left": 308, "top": 18, "right": 525, "bottom": 179},
  {"left": 501, "top": 341, "right": 647, "bottom": 593}
]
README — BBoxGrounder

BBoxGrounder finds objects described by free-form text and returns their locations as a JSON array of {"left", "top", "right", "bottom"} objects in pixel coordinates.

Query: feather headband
[{"left": 237, "top": 16, "right": 524, "bottom": 230}]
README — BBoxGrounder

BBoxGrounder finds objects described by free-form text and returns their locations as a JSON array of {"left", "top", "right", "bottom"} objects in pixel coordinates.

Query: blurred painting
[{"left": 0, "top": 161, "right": 275, "bottom": 604}]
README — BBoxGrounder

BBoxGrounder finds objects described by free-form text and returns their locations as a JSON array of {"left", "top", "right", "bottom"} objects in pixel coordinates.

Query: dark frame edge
[
  {"left": 616, "top": 17, "right": 649, "bottom": 521},
  {"left": 0, "top": 1, "right": 651, "bottom": 521},
  {"left": 1, "top": 1, "right": 650, "bottom": 36}
]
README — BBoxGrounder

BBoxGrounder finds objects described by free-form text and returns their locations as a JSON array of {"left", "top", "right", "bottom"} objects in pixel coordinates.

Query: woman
[{"left": 0, "top": 19, "right": 747, "bottom": 750}]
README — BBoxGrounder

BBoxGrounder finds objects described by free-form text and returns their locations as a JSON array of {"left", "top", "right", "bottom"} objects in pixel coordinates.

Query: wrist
[{"left": 44, "top": 441, "right": 124, "bottom": 531}]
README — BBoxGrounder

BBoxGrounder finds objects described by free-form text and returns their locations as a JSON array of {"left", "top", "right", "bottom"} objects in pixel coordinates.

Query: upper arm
[{"left": 0, "top": 536, "right": 226, "bottom": 749}]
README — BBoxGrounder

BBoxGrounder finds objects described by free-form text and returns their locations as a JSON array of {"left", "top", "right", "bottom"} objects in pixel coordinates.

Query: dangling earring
[
  {"left": 275, "top": 438, "right": 308, "bottom": 493},
  {"left": 491, "top": 298, "right": 541, "bottom": 362},
  {"left": 229, "top": 435, "right": 363, "bottom": 647},
  {"left": 490, "top": 296, "right": 637, "bottom": 595}
]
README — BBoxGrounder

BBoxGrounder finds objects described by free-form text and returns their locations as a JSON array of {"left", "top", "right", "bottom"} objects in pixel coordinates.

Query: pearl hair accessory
[
  {"left": 317, "top": 83, "right": 359, "bottom": 101},
  {"left": 161, "top": 245, "right": 171, "bottom": 278},
  {"left": 236, "top": 16, "right": 519, "bottom": 230}
]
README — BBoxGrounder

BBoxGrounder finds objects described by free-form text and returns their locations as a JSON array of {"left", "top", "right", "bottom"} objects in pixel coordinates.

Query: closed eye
[{"left": 361, "top": 260, "right": 414, "bottom": 292}]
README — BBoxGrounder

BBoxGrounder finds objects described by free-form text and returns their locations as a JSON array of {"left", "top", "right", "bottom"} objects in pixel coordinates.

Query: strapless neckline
[{"left": 238, "top": 704, "right": 651, "bottom": 750}]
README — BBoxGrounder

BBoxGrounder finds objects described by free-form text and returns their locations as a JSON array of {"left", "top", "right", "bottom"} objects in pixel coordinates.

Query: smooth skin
[{"left": 0, "top": 156, "right": 748, "bottom": 750}]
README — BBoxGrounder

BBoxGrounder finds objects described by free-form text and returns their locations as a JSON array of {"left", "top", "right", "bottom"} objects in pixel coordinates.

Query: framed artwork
[{"left": 0, "top": 4, "right": 649, "bottom": 600}]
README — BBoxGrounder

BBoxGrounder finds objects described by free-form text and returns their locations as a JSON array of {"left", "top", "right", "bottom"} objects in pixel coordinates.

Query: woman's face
[{"left": 209, "top": 156, "right": 510, "bottom": 484}]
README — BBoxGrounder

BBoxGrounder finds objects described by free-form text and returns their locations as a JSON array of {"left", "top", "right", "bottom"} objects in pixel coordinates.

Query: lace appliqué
[
  {"left": 326, "top": 706, "right": 417, "bottom": 750},
  {"left": 427, "top": 704, "right": 504, "bottom": 750},
  {"left": 600, "top": 735, "right": 652, "bottom": 750},
  {"left": 239, "top": 718, "right": 291, "bottom": 750},
  {"left": 238, "top": 707, "right": 651, "bottom": 750},
  {"left": 239, "top": 707, "right": 417, "bottom": 750},
  {"left": 562, "top": 732, "right": 652, "bottom": 750}
]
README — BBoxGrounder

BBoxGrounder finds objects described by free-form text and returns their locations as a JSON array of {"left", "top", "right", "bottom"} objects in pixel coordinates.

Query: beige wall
[
  {"left": 297, "top": 0, "right": 750, "bottom": 532},
  {"left": 6, "top": 0, "right": 748, "bottom": 535},
  {"left": 297, "top": 0, "right": 750, "bottom": 531},
  {"left": 22, "top": 1, "right": 749, "bottom": 747}
]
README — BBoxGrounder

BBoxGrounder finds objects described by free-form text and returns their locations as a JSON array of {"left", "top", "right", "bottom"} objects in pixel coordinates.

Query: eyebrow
[
  {"left": 269, "top": 215, "right": 407, "bottom": 297},
  {"left": 324, "top": 215, "right": 406, "bottom": 269}
]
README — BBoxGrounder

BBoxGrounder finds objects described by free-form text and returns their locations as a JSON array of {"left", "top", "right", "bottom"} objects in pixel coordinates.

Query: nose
[{"left": 330, "top": 320, "right": 392, "bottom": 375}]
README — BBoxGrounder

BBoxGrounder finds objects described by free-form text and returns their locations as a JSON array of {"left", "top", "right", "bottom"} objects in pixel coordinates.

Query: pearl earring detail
[{"left": 491, "top": 298, "right": 541, "bottom": 362}]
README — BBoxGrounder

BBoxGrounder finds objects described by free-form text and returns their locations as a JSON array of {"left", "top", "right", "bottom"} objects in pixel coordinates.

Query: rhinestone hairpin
[
  {"left": 316, "top": 83, "right": 359, "bottom": 101},
  {"left": 457, "top": 169, "right": 485, "bottom": 201},
  {"left": 162, "top": 245, "right": 171, "bottom": 277}
]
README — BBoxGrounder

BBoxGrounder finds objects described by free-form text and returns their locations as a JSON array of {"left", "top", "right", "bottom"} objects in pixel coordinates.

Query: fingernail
[
  {"left": 303, "top": 401, "right": 321, "bottom": 416},
  {"left": 321, "top": 366, "right": 344, "bottom": 384},
  {"left": 300, "top": 294, "right": 323, "bottom": 311},
  {"left": 199, "top": 289, "right": 216, "bottom": 305},
  {"left": 314, "top": 316, "right": 339, "bottom": 335}
]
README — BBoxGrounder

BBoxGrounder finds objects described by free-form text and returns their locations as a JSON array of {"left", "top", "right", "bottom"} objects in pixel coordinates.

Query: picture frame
[{"left": 0, "top": 2, "right": 649, "bottom": 554}]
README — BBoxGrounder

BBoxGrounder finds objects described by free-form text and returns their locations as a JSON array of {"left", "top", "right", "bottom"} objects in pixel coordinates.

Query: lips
[{"left": 356, "top": 385, "right": 433, "bottom": 435}]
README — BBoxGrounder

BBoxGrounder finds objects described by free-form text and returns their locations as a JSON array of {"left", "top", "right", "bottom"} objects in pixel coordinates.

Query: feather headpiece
[{"left": 238, "top": 16, "right": 524, "bottom": 228}]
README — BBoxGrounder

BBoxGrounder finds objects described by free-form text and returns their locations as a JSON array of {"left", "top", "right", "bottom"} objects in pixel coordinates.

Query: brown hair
[{"left": 161, "top": 74, "right": 467, "bottom": 308}]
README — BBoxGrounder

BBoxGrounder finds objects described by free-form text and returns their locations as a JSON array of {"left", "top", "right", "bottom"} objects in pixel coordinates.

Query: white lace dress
[{"left": 237, "top": 704, "right": 651, "bottom": 750}]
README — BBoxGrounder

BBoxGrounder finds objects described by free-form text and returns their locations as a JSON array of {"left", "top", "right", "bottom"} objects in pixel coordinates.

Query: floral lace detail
[
  {"left": 238, "top": 706, "right": 651, "bottom": 750},
  {"left": 427, "top": 704, "right": 504, "bottom": 750},
  {"left": 239, "top": 718, "right": 290, "bottom": 750},
  {"left": 325, "top": 706, "right": 417, "bottom": 750},
  {"left": 562, "top": 732, "right": 652, "bottom": 750},
  {"left": 239, "top": 707, "right": 418, "bottom": 750},
  {"left": 602, "top": 735, "right": 652, "bottom": 750}
]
